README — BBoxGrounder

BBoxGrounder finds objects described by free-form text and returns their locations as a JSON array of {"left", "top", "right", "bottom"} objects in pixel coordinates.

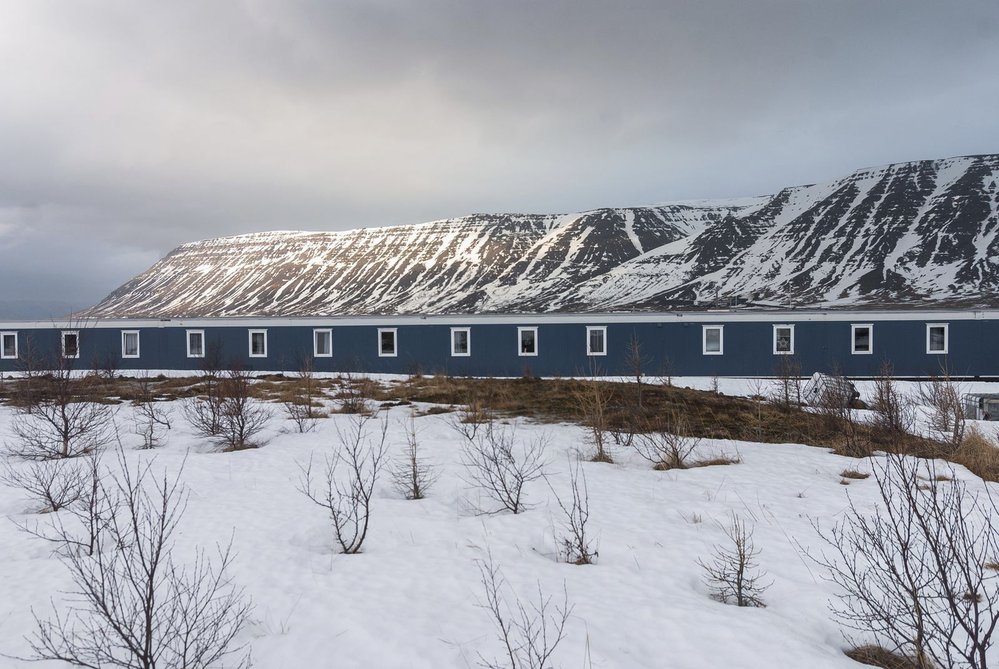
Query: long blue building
[{"left": 0, "top": 309, "right": 995, "bottom": 378}]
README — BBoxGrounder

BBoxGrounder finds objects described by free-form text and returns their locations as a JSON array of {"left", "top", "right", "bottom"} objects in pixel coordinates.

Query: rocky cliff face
[{"left": 87, "top": 154, "right": 999, "bottom": 317}]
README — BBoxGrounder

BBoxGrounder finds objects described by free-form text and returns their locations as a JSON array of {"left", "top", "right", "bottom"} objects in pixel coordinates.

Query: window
[
  {"left": 518, "top": 327, "right": 538, "bottom": 356},
  {"left": 378, "top": 328, "right": 397, "bottom": 357},
  {"left": 586, "top": 326, "right": 607, "bottom": 356},
  {"left": 927, "top": 323, "right": 948, "bottom": 354},
  {"left": 314, "top": 329, "right": 332, "bottom": 357},
  {"left": 851, "top": 324, "right": 872, "bottom": 355},
  {"left": 187, "top": 330, "right": 205, "bottom": 358},
  {"left": 121, "top": 330, "right": 140, "bottom": 358},
  {"left": 702, "top": 325, "right": 724, "bottom": 355},
  {"left": 773, "top": 324, "right": 794, "bottom": 355},
  {"left": 1, "top": 332, "right": 17, "bottom": 359},
  {"left": 62, "top": 331, "right": 80, "bottom": 359},
  {"left": 249, "top": 329, "right": 267, "bottom": 358},
  {"left": 451, "top": 327, "right": 470, "bottom": 357}
]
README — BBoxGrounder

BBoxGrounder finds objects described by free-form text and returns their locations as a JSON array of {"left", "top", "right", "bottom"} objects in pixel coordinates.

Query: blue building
[{"left": 0, "top": 309, "right": 995, "bottom": 378}]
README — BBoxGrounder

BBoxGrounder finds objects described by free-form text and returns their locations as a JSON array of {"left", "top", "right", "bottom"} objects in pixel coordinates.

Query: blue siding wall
[{"left": 0, "top": 317, "right": 996, "bottom": 378}]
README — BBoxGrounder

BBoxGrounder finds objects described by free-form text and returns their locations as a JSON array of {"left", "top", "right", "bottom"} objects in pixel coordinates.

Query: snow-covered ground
[{"left": 0, "top": 387, "right": 997, "bottom": 668}]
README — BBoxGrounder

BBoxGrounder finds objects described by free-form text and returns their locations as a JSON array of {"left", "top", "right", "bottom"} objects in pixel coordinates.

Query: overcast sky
[{"left": 1, "top": 0, "right": 997, "bottom": 316}]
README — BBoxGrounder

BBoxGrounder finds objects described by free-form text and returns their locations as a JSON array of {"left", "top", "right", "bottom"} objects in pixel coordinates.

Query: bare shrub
[
  {"left": 215, "top": 367, "right": 271, "bottom": 451},
  {"left": 573, "top": 379, "right": 613, "bottom": 463},
  {"left": 816, "top": 368, "right": 864, "bottom": 457},
  {"left": 183, "top": 346, "right": 227, "bottom": 439},
  {"left": 476, "top": 551, "right": 572, "bottom": 669},
  {"left": 334, "top": 372, "right": 371, "bottom": 414},
  {"left": 771, "top": 354, "right": 802, "bottom": 411},
  {"left": 298, "top": 413, "right": 388, "bottom": 554},
  {"left": 7, "top": 347, "right": 115, "bottom": 460},
  {"left": 698, "top": 514, "right": 769, "bottom": 607},
  {"left": 1, "top": 457, "right": 83, "bottom": 513},
  {"left": 133, "top": 376, "right": 172, "bottom": 449},
  {"left": 26, "top": 451, "right": 252, "bottom": 668},
  {"left": 919, "top": 366, "right": 966, "bottom": 450},
  {"left": 283, "top": 359, "right": 326, "bottom": 433},
  {"left": 390, "top": 415, "right": 439, "bottom": 500},
  {"left": 872, "top": 361, "right": 915, "bottom": 439},
  {"left": 546, "top": 460, "right": 596, "bottom": 565},
  {"left": 625, "top": 331, "right": 649, "bottom": 409},
  {"left": 812, "top": 453, "right": 999, "bottom": 668},
  {"left": 633, "top": 407, "right": 701, "bottom": 470},
  {"left": 460, "top": 423, "right": 548, "bottom": 515}
]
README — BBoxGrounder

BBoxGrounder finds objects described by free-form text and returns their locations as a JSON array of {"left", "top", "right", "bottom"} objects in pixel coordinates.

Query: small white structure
[
  {"left": 802, "top": 372, "right": 859, "bottom": 407},
  {"left": 964, "top": 394, "right": 999, "bottom": 421}
]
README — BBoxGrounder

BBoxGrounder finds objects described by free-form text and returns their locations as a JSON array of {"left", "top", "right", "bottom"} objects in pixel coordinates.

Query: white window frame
[
  {"left": 121, "top": 330, "right": 140, "bottom": 359},
  {"left": 702, "top": 325, "right": 724, "bottom": 355},
  {"left": 248, "top": 329, "right": 268, "bottom": 358},
  {"left": 378, "top": 328, "right": 397, "bottom": 358},
  {"left": 926, "top": 323, "right": 949, "bottom": 354},
  {"left": 313, "top": 328, "right": 333, "bottom": 357},
  {"left": 586, "top": 326, "right": 607, "bottom": 356},
  {"left": 0, "top": 331, "right": 17, "bottom": 360},
  {"left": 450, "top": 327, "right": 471, "bottom": 357},
  {"left": 62, "top": 331, "right": 80, "bottom": 359},
  {"left": 773, "top": 324, "right": 795, "bottom": 355},
  {"left": 518, "top": 326, "right": 538, "bottom": 357},
  {"left": 851, "top": 323, "right": 873, "bottom": 355},
  {"left": 186, "top": 329, "right": 205, "bottom": 358}
]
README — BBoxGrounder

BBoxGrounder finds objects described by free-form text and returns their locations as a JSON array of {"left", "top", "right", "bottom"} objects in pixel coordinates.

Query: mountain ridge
[{"left": 86, "top": 154, "right": 999, "bottom": 318}]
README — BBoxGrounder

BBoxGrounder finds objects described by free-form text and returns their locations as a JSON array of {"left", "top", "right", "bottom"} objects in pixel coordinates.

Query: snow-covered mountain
[{"left": 87, "top": 154, "right": 999, "bottom": 317}]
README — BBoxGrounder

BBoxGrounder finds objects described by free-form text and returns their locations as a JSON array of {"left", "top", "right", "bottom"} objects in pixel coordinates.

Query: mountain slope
[{"left": 87, "top": 154, "right": 999, "bottom": 318}]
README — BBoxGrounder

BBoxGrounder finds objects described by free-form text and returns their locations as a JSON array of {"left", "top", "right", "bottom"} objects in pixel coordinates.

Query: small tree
[
  {"left": 214, "top": 367, "right": 271, "bottom": 451},
  {"left": 298, "top": 413, "right": 388, "bottom": 554},
  {"left": 573, "top": 379, "right": 613, "bottom": 463},
  {"left": 183, "top": 341, "right": 226, "bottom": 438},
  {"left": 283, "top": 358, "right": 326, "bottom": 433},
  {"left": 871, "top": 361, "right": 914, "bottom": 439},
  {"left": 633, "top": 406, "right": 701, "bottom": 470},
  {"left": 26, "top": 451, "right": 252, "bottom": 668},
  {"left": 460, "top": 423, "right": 548, "bottom": 515},
  {"left": 133, "top": 376, "right": 172, "bottom": 449},
  {"left": 476, "top": 551, "right": 572, "bottom": 669},
  {"left": 919, "top": 364, "right": 966, "bottom": 450},
  {"left": 390, "top": 415, "right": 439, "bottom": 500},
  {"left": 771, "top": 354, "right": 802, "bottom": 411},
  {"left": 813, "top": 453, "right": 999, "bottom": 668},
  {"left": 7, "top": 343, "right": 115, "bottom": 460},
  {"left": 816, "top": 367, "right": 863, "bottom": 457},
  {"left": 546, "top": 460, "right": 596, "bottom": 565},
  {"left": 1, "top": 457, "right": 83, "bottom": 513},
  {"left": 698, "top": 515, "right": 769, "bottom": 607},
  {"left": 625, "top": 331, "right": 650, "bottom": 409}
]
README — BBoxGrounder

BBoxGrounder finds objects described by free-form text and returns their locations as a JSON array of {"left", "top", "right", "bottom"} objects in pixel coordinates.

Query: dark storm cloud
[{"left": 0, "top": 0, "right": 997, "bottom": 315}]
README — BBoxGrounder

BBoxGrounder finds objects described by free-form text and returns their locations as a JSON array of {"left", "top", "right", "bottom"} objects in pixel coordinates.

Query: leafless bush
[
  {"left": 771, "top": 355, "right": 802, "bottom": 411},
  {"left": 476, "top": 551, "right": 572, "bottom": 669},
  {"left": 919, "top": 366, "right": 966, "bottom": 450},
  {"left": 872, "top": 361, "right": 915, "bottom": 439},
  {"left": 283, "top": 359, "right": 326, "bottom": 433},
  {"left": 698, "top": 515, "right": 769, "bottom": 607},
  {"left": 390, "top": 415, "right": 439, "bottom": 500},
  {"left": 334, "top": 372, "right": 371, "bottom": 414},
  {"left": 25, "top": 451, "right": 252, "bottom": 668},
  {"left": 133, "top": 376, "right": 172, "bottom": 449},
  {"left": 214, "top": 367, "right": 271, "bottom": 451},
  {"left": 6, "top": 348, "right": 115, "bottom": 460},
  {"left": 1, "top": 457, "right": 83, "bottom": 513},
  {"left": 633, "top": 407, "right": 702, "bottom": 470},
  {"left": 298, "top": 413, "right": 389, "bottom": 554},
  {"left": 546, "top": 460, "right": 596, "bottom": 565},
  {"left": 812, "top": 453, "right": 999, "bottom": 668},
  {"left": 573, "top": 379, "right": 612, "bottom": 463},
  {"left": 816, "top": 368, "right": 863, "bottom": 457},
  {"left": 183, "top": 347, "right": 227, "bottom": 439},
  {"left": 460, "top": 423, "right": 548, "bottom": 515},
  {"left": 625, "top": 331, "right": 649, "bottom": 409}
]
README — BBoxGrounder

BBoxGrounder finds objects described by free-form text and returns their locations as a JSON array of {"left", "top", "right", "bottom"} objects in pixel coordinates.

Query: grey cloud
[{"left": 0, "top": 0, "right": 997, "bottom": 316}]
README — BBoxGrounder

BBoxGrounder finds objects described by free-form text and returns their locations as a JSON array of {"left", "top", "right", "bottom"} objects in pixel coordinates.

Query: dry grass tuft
[
  {"left": 840, "top": 469, "right": 870, "bottom": 480},
  {"left": 845, "top": 645, "right": 921, "bottom": 669},
  {"left": 953, "top": 427, "right": 999, "bottom": 482}
]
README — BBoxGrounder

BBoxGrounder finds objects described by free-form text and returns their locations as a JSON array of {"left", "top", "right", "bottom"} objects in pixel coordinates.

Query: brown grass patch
[
  {"left": 692, "top": 455, "right": 741, "bottom": 468},
  {"left": 840, "top": 469, "right": 870, "bottom": 480},
  {"left": 845, "top": 645, "right": 920, "bottom": 669}
]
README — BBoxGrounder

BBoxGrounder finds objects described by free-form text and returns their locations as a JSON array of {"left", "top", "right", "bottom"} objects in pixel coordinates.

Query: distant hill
[{"left": 86, "top": 154, "right": 999, "bottom": 318}]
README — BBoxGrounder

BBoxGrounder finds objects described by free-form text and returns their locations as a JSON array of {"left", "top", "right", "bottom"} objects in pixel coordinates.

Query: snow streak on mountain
[{"left": 87, "top": 155, "right": 999, "bottom": 317}]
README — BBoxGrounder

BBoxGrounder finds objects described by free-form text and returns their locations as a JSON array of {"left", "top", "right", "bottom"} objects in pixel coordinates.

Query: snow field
[{"left": 0, "top": 393, "right": 996, "bottom": 668}]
